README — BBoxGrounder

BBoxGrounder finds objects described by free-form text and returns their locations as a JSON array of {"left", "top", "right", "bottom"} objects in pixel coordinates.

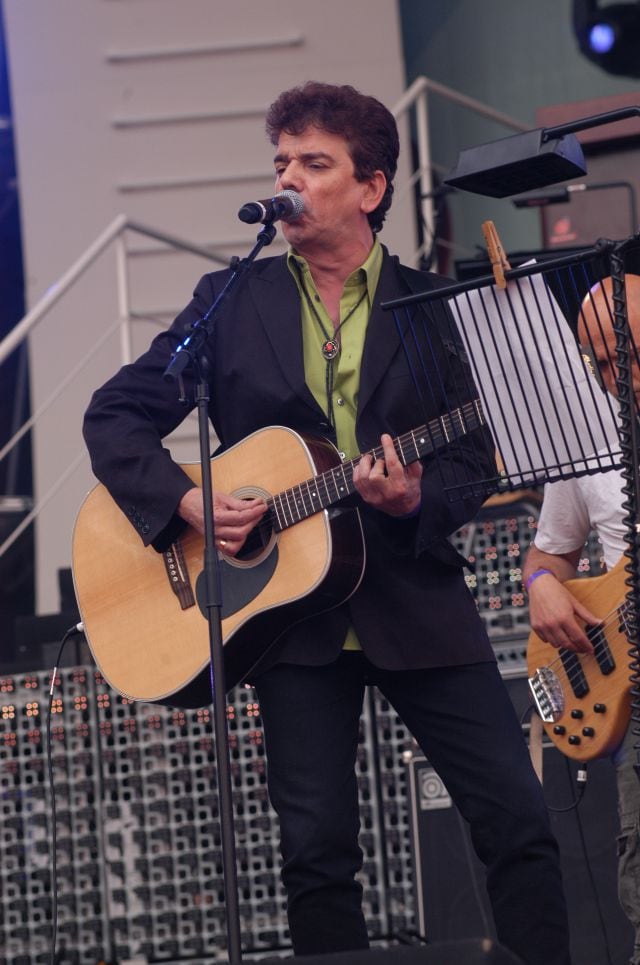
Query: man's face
[
  {"left": 579, "top": 276, "right": 640, "bottom": 404},
  {"left": 273, "top": 126, "right": 382, "bottom": 253}
]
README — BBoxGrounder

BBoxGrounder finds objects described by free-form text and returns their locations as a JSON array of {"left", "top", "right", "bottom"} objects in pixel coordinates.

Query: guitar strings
[
  {"left": 541, "top": 605, "right": 621, "bottom": 679},
  {"left": 256, "top": 400, "right": 482, "bottom": 537},
  {"left": 536, "top": 602, "right": 628, "bottom": 697}
]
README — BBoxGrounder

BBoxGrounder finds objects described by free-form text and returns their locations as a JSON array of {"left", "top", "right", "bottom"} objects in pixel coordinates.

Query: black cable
[
  {"left": 562, "top": 759, "right": 614, "bottom": 965},
  {"left": 547, "top": 760, "right": 588, "bottom": 814},
  {"left": 46, "top": 621, "right": 84, "bottom": 965},
  {"left": 520, "top": 705, "right": 614, "bottom": 965},
  {"left": 520, "top": 702, "right": 588, "bottom": 814}
]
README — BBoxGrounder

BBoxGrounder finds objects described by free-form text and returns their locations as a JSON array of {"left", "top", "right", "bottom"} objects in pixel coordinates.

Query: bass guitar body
[{"left": 527, "top": 559, "right": 634, "bottom": 761}]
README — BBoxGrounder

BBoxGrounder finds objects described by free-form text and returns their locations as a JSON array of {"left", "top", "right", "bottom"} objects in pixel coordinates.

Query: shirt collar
[{"left": 287, "top": 237, "right": 382, "bottom": 302}]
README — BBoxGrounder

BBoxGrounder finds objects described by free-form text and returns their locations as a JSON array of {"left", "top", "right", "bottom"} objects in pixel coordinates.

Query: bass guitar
[
  {"left": 73, "top": 400, "right": 485, "bottom": 705},
  {"left": 527, "top": 558, "right": 634, "bottom": 761}
]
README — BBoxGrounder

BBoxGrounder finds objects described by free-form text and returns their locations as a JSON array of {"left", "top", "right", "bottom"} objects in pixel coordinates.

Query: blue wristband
[{"left": 525, "top": 567, "right": 553, "bottom": 592}]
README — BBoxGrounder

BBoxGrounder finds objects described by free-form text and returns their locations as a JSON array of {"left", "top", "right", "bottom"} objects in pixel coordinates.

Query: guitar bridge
[
  {"left": 528, "top": 667, "right": 564, "bottom": 723},
  {"left": 163, "top": 540, "right": 196, "bottom": 610}
]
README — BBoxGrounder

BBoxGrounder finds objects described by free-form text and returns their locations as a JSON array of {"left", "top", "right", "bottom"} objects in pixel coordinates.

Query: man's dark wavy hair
[{"left": 265, "top": 81, "right": 399, "bottom": 234}]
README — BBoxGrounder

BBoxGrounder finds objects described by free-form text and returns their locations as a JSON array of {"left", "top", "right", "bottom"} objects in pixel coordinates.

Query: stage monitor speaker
[
  {"left": 249, "top": 939, "right": 523, "bottom": 963},
  {"left": 408, "top": 677, "right": 634, "bottom": 965}
]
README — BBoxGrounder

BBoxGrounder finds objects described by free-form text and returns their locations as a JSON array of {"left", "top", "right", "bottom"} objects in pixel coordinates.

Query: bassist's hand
[
  {"left": 528, "top": 574, "right": 599, "bottom": 655},
  {"left": 353, "top": 433, "right": 422, "bottom": 517},
  {"left": 178, "top": 487, "right": 267, "bottom": 556}
]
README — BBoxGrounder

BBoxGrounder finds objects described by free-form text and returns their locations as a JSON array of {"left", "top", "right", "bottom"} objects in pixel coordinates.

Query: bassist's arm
[{"left": 523, "top": 544, "right": 598, "bottom": 654}]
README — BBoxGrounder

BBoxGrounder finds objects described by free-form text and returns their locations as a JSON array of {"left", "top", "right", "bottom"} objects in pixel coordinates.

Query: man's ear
[{"left": 361, "top": 170, "right": 387, "bottom": 214}]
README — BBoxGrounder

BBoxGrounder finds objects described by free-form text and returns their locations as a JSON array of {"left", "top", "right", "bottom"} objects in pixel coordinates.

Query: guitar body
[
  {"left": 526, "top": 559, "right": 633, "bottom": 761},
  {"left": 72, "top": 426, "right": 365, "bottom": 705}
]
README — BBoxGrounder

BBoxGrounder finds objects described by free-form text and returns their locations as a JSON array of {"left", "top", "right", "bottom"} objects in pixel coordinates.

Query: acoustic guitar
[
  {"left": 527, "top": 558, "right": 635, "bottom": 761},
  {"left": 72, "top": 400, "right": 485, "bottom": 706}
]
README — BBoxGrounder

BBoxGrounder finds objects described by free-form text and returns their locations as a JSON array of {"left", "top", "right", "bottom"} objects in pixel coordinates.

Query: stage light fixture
[
  {"left": 444, "top": 130, "right": 587, "bottom": 198},
  {"left": 444, "top": 106, "right": 640, "bottom": 198},
  {"left": 573, "top": 0, "right": 640, "bottom": 77}
]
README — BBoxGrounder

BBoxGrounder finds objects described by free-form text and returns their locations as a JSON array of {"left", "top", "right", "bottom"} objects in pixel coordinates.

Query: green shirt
[
  {"left": 287, "top": 238, "right": 383, "bottom": 459},
  {"left": 287, "top": 239, "right": 383, "bottom": 650}
]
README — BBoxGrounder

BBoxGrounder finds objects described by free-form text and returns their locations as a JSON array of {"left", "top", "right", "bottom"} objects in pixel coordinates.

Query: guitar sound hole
[{"left": 236, "top": 517, "right": 274, "bottom": 562}]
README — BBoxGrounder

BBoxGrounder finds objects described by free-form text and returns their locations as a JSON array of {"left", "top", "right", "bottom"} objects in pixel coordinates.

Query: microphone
[{"left": 238, "top": 189, "right": 304, "bottom": 225}]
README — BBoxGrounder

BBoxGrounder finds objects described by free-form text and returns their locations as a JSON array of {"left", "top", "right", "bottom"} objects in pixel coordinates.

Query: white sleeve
[{"left": 534, "top": 478, "right": 591, "bottom": 556}]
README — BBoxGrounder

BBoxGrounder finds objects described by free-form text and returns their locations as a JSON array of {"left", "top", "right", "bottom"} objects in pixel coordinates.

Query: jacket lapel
[
  {"left": 244, "top": 249, "right": 439, "bottom": 426},
  {"left": 357, "top": 247, "right": 429, "bottom": 417},
  {"left": 246, "top": 255, "right": 322, "bottom": 416}
]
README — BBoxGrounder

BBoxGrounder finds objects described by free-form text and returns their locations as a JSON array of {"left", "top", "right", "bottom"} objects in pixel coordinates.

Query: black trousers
[{"left": 252, "top": 653, "right": 571, "bottom": 965}]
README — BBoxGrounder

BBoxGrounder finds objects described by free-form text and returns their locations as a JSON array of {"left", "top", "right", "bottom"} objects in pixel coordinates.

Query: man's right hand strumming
[{"left": 178, "top": 487, "right": 267, "bottom": 556}]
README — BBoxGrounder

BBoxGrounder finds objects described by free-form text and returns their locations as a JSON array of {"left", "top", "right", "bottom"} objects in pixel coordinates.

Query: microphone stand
[{"left": 163, "top": 220, "right": 278, "bottom": 965}]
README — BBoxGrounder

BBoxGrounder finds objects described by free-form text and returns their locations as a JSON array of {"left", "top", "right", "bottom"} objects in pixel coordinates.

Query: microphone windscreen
[{"left": 276, "top": 189, "right": 305, "bottom": 220}]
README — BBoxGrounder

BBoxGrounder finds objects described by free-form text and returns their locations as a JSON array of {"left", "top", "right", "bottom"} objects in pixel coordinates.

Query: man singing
[{"left": 83, "top": 81, "right": 571, "bottom": 963}]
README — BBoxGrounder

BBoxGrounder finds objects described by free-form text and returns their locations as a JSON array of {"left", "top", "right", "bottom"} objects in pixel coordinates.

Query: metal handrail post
[
  {"left": 115, "top": 232, "right": 133, "bottom": 364},
  {"left": 391, "top": 76, "right": 528, "bottom": 270},
  {"left": 415, "top": 87, "right": 434, "bottom": 252}
]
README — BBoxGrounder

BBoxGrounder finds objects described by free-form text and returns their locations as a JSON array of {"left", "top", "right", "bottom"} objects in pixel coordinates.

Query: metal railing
[
  {"left": 0, "top": 77, "right": 528, "bottom": 566},
  {"left": 392, "top": 76, "right": 528, "bottom": 266},
  {"left": 0, "top": 217, "right": 229, "bottom": 561}
]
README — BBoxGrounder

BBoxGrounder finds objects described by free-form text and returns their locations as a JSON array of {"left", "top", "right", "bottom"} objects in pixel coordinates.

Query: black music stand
[{"left": 381, "top": 236, "right": 640, "bottom": 768}]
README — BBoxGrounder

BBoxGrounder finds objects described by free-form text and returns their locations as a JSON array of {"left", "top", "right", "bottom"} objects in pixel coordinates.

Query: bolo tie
[{"left": 296, "top": 265, "right": 368, "bottom": 430}]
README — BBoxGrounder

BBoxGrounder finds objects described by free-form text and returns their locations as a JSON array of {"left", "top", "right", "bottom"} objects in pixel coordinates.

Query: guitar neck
[{"left": 268, "top": 398, "right": 485, "bottom": 532}]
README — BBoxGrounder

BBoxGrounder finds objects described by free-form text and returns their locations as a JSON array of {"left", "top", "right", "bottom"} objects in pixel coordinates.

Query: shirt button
[{"left": 336, "top": 397, "right": 345, "bottom": 406}]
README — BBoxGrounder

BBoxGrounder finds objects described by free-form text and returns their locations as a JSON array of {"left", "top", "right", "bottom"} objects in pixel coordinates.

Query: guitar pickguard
[{"left": 194, "top": 546, "right": 279, "bottom": 619}]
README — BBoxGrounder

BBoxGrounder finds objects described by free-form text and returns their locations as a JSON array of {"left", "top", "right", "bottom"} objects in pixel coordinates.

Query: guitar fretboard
[{"left": 267, "top": 399, "right": 485, "bottom": 532}]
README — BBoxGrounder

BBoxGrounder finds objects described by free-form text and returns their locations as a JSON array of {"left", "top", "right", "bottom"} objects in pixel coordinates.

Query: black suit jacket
[{"left": 83, "top": 246, "right": 496, "bottom": 673}]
